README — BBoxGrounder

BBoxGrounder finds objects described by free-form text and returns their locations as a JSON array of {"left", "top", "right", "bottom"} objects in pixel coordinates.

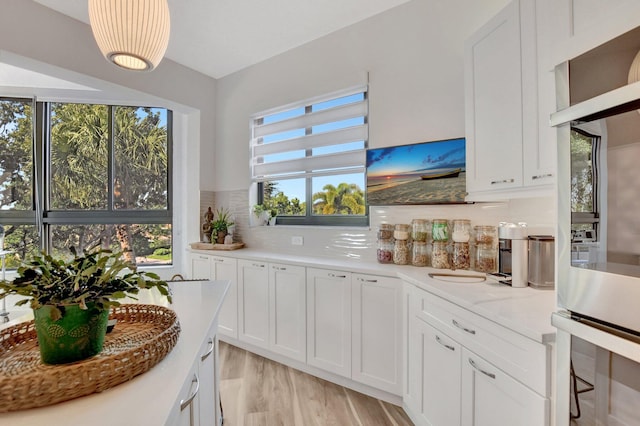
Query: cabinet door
[
  {"left": 238, "top": 259, "right": 269, "bottom": 348},
  {"left": 461, "top": 348, "right": 549, "bottom": 426},
  {"left": 172, "top": 363, "right": 201, "bottom": 426},
  {"left": 306, "top": 267, "right": 352, "bottom": 377},
  {"left": 465, "top": 0, "right": 523, "bottom": 193},
  {"left": 352, "top": 273, "right": 402, "bottom": 395},
  {"left": 190, "top": 253, "right": 212, "bottom": 280},
  {"left": 198, "top": 335, "right": 218, "bottom": 426},
  {"left": 211, "top": 256, "right": 238, "bottom": 339},
  {"left": 419, "top": 319, "right": 462, "bottom": 426},
  {"left": 269, "top": 263, "right": 306, "bottom": 362}
]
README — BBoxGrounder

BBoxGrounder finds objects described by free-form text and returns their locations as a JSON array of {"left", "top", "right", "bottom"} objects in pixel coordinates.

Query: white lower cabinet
[
  {"left": 461, "top": 348, "right": 547, "bottom": 426},
  {"left": 306, "top": 267, "right": 352, "bottom": 377},
  {"left": 404, "top": 283, "right": 550, "bottom": 426},
  {"left": 238, "top": 259, "right": 269, "bottom": 348},
  {"left": 198, "top": 335, "right": 221, "bottom": 426},
  {"left": 175, "top": 363, "right": 201, "bottom": 426},
  {"left": 188, "top": 253, "right": 238, "bottom": 339},
  {"left": 269, "top": 263, "right": 306, "bottom": 362},
  {"left": 410, "top": 316, "right": 462, "bottom": 426},
  {"left": 351, "top": 273, "right": 402, "bottom": 395}
]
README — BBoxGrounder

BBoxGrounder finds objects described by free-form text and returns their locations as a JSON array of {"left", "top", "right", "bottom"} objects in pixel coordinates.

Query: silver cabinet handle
[
  {"left": 531, "top": 173, "right": 553, "bottom": 180},
  {"left": 201, "top": 337, "right": 214, "bottom": 361},
  {"left": 198, "top": 255, "right": 208, "bottom": 260},
  {"left": 329, "top": 273, "right": 347, "bottom": 278},
  {"left": 180, "top": 373, "right": 200, "bottom": 410},
  {"left": 252, "top": 263, "right": 265, "bottom": 268},
  {"left": 273, "top": 266, "right": 287, "bottom": 271},
  {"left": 358, "top": 277, "right": 378, "bottom": 283},
  {"left": 490, "top": 178, "right": 515, "bottom": 185},
  {"left": 452, "top": 319, "right": 476, "bottom": 335},
  {"left": 213, "top": 258, "right": 224, "bottom": 263},
  {"left": 469, "top": 358, "right": 496, "bottom": 379},
  {"left": 435, "top": 335, "right": 455, "bottom": 351}
]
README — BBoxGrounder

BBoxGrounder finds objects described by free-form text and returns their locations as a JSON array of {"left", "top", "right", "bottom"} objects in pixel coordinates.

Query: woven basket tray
[{"left": 0, "top": 304, "right": 180, "bottom": 412}]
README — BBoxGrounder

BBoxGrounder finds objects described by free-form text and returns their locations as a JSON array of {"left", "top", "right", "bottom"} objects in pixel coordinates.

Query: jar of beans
[
  {"left": 377, "top": 223, "right": 394, "bottom": 241},
  {"left": 411, "top": 219, "right": 430, "bottom": 242},
  {"left": 452, "top": 242, "right": 470, "bottom": 270},
  {"left": 412, "top": 241, "right": 429, "bottom": 267},
  {"left": 474, "top": 244, "right": 498, "bottom": 273},
  {"left": 377, "top": 238, "right": 394, "bottom": 264}
]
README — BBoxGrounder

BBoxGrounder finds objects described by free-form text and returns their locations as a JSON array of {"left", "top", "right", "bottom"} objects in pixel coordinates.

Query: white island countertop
[
  {"left": 191, "top": 247, "right": 556, "bottom": 344},
  {"left": 0, "top": 280, "right": 230, "bottom": 426}
]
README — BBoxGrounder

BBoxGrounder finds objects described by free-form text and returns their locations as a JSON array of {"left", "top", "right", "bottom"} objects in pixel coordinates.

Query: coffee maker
[{"left": 498, "top": 222, "right": 528, "bottom": 287}]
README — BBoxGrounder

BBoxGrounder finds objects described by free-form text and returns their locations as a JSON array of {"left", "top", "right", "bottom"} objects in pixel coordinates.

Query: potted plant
[
  {"left": 0, "top": 248, "right": 171, "bottom": 365},
  {"left": 268, "top": 209, "right": 277, "bottom": 226},
  {"left": 211, "top": 207, "right": 234, "bottom": 244}
]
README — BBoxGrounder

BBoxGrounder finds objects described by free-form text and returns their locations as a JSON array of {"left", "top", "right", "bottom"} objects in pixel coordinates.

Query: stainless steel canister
[{"left": 528, "top": 235, "right": 555, "bottom": 289}]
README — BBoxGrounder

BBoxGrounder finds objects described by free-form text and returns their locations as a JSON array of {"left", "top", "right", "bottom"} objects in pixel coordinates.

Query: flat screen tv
[{"left": 366, "top": 137, "right": 467, "bottom": 205}]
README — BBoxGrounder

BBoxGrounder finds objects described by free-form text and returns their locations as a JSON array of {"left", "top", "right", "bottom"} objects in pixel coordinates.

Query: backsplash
[{"left": 201, "top": 189, "right": 555, "bottom": 262}]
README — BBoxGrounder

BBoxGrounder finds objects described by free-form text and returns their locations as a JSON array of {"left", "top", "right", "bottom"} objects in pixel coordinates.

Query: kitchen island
[{"left": 0, "top": 280, "right": 230, "bottom": 426}]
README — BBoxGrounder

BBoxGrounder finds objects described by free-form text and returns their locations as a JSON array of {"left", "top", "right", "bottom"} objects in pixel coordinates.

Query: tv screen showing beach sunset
[{"left": 366, "top": 138, "right": 466, "bottom": 205}]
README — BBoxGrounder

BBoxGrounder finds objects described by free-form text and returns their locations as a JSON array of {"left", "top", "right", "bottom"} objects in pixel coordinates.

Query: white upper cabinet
[{"left": 465, "top": 0, "right": 556, "bottom": 201}]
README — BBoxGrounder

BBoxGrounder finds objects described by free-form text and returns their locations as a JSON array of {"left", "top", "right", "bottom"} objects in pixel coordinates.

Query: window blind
[{"left": 251, "top": 86, "right": 368, "bottom": 182}]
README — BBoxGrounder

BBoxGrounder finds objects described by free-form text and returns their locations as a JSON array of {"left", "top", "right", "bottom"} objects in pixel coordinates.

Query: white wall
[
  {"left": 214, "top": 0, "right": 511, "bottom": 191},
  {"left": 211, "top": 0, "right": 556, "bottom": 259}
]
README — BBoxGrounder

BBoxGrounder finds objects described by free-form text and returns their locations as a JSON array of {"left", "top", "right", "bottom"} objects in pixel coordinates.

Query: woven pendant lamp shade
[
  {"left": 628, "top": 50, "right": 640, "bottom": 85},
  {"left": 89, "top": 0, "right": 171, "bottom": 71}
]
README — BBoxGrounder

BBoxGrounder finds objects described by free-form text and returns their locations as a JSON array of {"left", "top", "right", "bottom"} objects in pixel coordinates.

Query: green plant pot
[{"left": 33, "top": 303, "right": 109, "bottom": 365}]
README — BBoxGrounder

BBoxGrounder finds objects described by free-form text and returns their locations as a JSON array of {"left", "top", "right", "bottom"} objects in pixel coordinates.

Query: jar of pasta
[
  {"left": 393, "top": 239, "right": 410, "bottom": 265},
  {"left": 432, "top": 219, "right": 449, "bottom": 242},
  {"left": 431, "top": 241, "right": 450, "bottom": 269},
  {"left": 452, "top": 242, "right": 470, "bottom": 270}
]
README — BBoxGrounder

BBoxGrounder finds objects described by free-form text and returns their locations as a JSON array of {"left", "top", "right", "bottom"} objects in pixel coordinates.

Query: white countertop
[
  {"left": 191, "top": 248, "right": 557, "bottom": 344},
  {"left": 0, "top": 280, "right": 230, "bottom": 426}
]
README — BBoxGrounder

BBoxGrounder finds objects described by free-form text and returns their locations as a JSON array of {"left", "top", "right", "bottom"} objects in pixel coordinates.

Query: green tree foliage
[
  {"left": 570, "top": 130, "right": 595, "bottom": 212},
  {"left": 262, "top": 182, "right": 306, "bottom": 216},
  {"left": 0, "top": 100, "right": 170, "bottom": 265},
  {"left": 312, "top": 183, "right": 365, "bottom": 215}
]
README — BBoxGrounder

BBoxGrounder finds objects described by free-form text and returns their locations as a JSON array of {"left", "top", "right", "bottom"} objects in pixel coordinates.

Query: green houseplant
[
  {"left": 211, "top": 207, "right": 234, "bottom": 243},
  {"left": 0, "top": 248, "right": 171, "bottom": 364}
]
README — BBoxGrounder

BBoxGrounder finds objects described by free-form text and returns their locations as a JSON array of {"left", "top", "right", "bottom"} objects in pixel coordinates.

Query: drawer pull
[
  {"left": 435, "top": 335, "right": 455, "bottom": 351},
  {"left": 329, "top": 273, "right": 347, "bottom": 278},
  {"left": 358, "top": 278, "right": 378, "bottom": 283},
  {"left": 201, "top": 338, "right": 214, "bottom": 361},
  {"left": 531, "top": 173, "right": 553, "bottom": 180},
  {"left": 273, "top": 266, "right": 287, "bottom": 271},
  {"left": 252, "top": 263, "right": 265, "bottom": 268},
  {"left": 214, "top": 258, "right": 224, "bottom": 263},
  {"left": 452, "top": 319, "right": 476, "bottom": 335},
  {"left": 180, "top": 373, "right": 200, "bottom": 410},
  {"left": 490, "top": 178, "right": 515, "bottom": 185},
  {"left": 469, "top": 358, "right": 496, "bottom": 379}
]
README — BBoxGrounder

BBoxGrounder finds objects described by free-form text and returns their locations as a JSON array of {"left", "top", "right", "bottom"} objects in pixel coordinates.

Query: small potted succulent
[
  {"left": 0, "top": 248, "right": 171, "bottom": 364},
  {"left": 211, "top": 207, "right": 234, "bottom": 243}
]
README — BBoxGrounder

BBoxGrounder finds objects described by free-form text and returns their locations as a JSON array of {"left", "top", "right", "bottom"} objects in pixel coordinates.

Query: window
[
  {"left": 0, "top": 97, "right": 172, "bottom": 267},
  {"left": 570, "top": 127, "right": 600, "bottom": 241},
  {"left": 251, "top": 87, "right": 368, "bottom": 226}
]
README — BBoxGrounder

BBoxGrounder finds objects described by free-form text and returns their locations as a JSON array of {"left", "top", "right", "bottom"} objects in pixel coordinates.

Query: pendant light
[
  {"left": 88, "top": 0, "right": 171, "bottom": 71},
  {"left": 628, "top": 50, "right": 640, "bottom": 85}
]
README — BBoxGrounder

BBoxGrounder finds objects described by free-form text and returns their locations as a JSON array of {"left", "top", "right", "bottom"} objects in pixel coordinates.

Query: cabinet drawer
[{"left": 413, "top": 286, "right": 550, "bottom": 396}]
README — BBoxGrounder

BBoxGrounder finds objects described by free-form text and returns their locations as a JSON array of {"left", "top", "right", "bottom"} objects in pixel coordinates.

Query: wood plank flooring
[{"left": 219, "top": 341, "right": 414, "bottom": 426}]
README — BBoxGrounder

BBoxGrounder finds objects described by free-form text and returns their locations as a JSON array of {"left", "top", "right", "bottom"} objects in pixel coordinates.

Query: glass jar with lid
[
  {"left": 474, "top": 244, "right": 498, "bottom": 273},
  {"left": 412, "top": 241, "right": 429, "bottom": 267},
  {"left": 431, "top": 241, "right": 450, "bottom": 269},
  {"left": 432, "top": 219, "right": 449, "bottom": 242},
  {"left": 451, "top": 219, "right": 471, "bottom": 243},
  {"left": 452, "top": 242, "right": 470, "bottom": 270},
  {"left": 378, "top": 223, "right": 394, "bottom": 241},
  {"left": 411, "top": 219, "right": 430, "bottom": 242},
  {"left": 377, "top": 239, "right": 394, "bottom": 264},
  {"left": 394, "top": 224, "right": 410, "bottom": 241},
  {"left": 474, "top": 225, "right": 497, "bottom": 247},
  {"left": 393, "top": 239, "right": 410, "bottom": 265}
]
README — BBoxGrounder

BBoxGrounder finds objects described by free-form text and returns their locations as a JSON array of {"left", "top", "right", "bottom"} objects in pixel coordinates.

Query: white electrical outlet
[{"left": 291, "top": 236, "right": 304, "bottom": 246}]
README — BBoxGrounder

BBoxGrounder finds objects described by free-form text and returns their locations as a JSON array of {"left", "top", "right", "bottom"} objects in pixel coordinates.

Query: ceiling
[{"left": 33, "top": 0, "right": 411, "bottom": 79}]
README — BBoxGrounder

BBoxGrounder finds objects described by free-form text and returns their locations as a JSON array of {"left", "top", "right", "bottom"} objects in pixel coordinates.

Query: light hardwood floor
[{"left": 219, "top": 341, "right": 414, "bottom": 426}]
